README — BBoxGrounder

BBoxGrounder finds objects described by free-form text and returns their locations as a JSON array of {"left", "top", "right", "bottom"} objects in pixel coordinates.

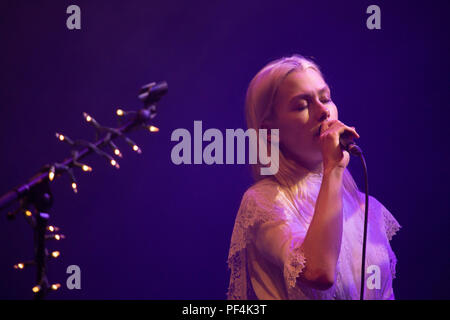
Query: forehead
[{"left": 278, "top": 68, "right": 327, "bottom": 98}]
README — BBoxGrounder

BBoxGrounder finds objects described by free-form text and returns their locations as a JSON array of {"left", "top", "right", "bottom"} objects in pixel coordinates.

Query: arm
[
  {"left": 298, "top": 119, "right": 359, "bottom": 290},
  {"left": 297, "top": 166, "right": 344, "bottom": 290}
]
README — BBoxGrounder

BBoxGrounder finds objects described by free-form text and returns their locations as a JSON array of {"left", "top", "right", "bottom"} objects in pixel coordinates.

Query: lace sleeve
[
  {"left": 227, "top": 183, "right": 286, "bottom": 299},
  {"left": 227, "top": 187, "right": 288, "bottom": 263},
  {"left": 381, "top": 204, "right": 401, "bottom": 241},
  {"left": 377, "top": 199, "right": 401, "bottom": 280},
  {"left": 359, "top": 193, "right": 401, "bottom": 284},
  {"left": 251, "top": 218, "right": 308, "bottom": 290},
  {"left": 283, "top": 237, "right": 307, "bottom": 289},
  {"left": 227, "top": 181, "right": 307, "bottom": 299}
]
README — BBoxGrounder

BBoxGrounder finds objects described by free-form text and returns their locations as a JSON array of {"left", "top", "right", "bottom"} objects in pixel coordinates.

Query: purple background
[{"left": 0, "top": 0, "right": 449, "bottom": 299}]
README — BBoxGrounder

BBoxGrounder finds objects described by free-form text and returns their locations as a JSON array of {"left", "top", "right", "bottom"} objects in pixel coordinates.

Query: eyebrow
[{"left": 289, "top": 85, "right": 331, "bottom": 104}]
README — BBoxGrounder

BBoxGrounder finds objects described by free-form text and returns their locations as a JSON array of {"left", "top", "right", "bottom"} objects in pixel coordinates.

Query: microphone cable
[{"left": 346, "top": 144, "right": 369, "bottom": 300}]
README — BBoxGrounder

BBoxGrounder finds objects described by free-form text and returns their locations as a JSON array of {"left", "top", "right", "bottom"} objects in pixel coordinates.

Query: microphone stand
[{"left": 0, "top": 81, "right": 168, "bottom": 299}]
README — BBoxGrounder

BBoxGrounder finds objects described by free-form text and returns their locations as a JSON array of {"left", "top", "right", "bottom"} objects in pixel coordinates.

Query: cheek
[{"left": 277, "top": 116, "right": 309, "bottom": 147}]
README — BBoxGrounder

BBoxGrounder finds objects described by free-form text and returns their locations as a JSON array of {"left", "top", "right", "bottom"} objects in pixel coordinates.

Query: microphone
[
  {"left": 318, "top": 124, "right": 363, "bottom": 156},
  {"left": 339, "top": 130, "right": 363, "bottom": 156}
]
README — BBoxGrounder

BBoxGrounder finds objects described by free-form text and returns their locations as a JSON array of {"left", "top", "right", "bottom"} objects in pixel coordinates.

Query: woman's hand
[{"left": 319, "top": 120, "right": 360, "bottom": 172}]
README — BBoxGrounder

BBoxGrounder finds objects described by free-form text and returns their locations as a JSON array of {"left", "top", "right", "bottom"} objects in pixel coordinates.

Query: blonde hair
[{"left": 245, "top": 54, "right": 361, "bottom": 204}]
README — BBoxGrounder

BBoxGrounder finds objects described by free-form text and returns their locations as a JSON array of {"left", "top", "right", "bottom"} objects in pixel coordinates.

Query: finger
[
  {"left": 326, "top": 121, "right": 359, "bottom": 138},
  {"left": 350, "top": 126, "right": 360, "bottom": 138},
  {"left": 336, "top": 125, "right": 360, "bottom": 138},
  {"left": 320, "top": 119, "right": 338, "bottom": 134},
  {"left": 322, "top": 120, "right": 344, "bottom": 133}
]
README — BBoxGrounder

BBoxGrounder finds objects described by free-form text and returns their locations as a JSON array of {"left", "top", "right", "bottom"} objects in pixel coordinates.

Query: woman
[{"left": 227, "top": 55, "right": 401, "bottom": 300}]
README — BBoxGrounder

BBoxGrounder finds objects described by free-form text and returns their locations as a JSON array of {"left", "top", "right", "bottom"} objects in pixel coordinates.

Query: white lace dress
[{"left": 227, "top": 171, "right": 401, "bottom": 300}]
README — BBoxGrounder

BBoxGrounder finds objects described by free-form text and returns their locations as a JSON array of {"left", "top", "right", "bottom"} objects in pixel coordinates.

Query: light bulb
[
  {"left": 51, "top": 284, "right": 61, "bottom": 291},
  {"left": 110, "top": 159, "right": 120, "bottom": 169},
  {"left": 114, "top": 149, "right": 122, "bottom": 157},
  {"left": 14, "top": 263, "right": 24, "bottom": 269},
  {"left": 83, "top": 112, "right": 92, "bottom": 122},
  {"left": 132, "top": 145, "right": 142, "bottom": 154},
  {"left": 82, "top": 165, "right": 92, "bottom": 172}
]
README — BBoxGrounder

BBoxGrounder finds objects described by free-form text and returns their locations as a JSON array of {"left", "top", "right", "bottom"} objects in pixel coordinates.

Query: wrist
[{"left": 323, "top": 165, "right": 345, "bottom": 177}]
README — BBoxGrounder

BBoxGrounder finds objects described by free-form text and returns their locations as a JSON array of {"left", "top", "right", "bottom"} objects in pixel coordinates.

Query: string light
[
  {"left": 107, "top": 140, "right": 123, "bottom": 158},
  {"left": 48, "top": 166, "right": 56, "bottom": 181},
  {"left": 25, "top": 210, "right": 32, "bottom": 217},
  {"left": 82, "top": 165, "right": 92, "bottom": 172},
  {"left": 51, "top": 284, "right": 61, "bottom": 291},
  {"left": 14, "top": 263, "right": 24, "bottom": 270},
  {"left": 55, "top": 133, "right": 74, "bottom": 145},
  {"left": 51, "top": 108, "right": 156, "bottom": 202},
  {"left": 110, "top": 159, "right": 120, "bottom": 169},
  {"left": 114, "top": 149, "right": 122, "bottom": 157},
  {"left": 32, "top": 285, "right": 41, "bottom": 293},
  {"left": 124, "top": 136, "right": 141, "bottom": 154},
  {"left": 47, "top": 225, "right": 59, "bottom": 232},
  {"left": 54, "top": 234, "right": 65, "bottom": 240},
  {"left": 55, "top": 133, "right": 65, "bottom": 141},
  {"left": 132, "top": 145, "right": 142, "bottom": 154},
  {"left": 13, "top": 261, "right": 34, "bottom": 269},
  {"left": 51, "top": 251, "right": 60, "bottom": 258},
  {"left": 83, "top": 112, "right": 92, "bottom": 122},
  {"left": 82, "top": 112, "right": 101, "bottom": 129},
  {"left": 83, "top": 112, "right": 95, "bottom": 122},
  {"left": 45, "top": 233, "right": 65, "bottom": 240}
]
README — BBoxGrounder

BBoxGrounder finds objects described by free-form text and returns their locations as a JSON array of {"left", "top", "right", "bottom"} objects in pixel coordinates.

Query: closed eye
[
  {"left": 295, "top": 97, "right": 331, "bottom": 110},
  {"left": 296, "top": 100, "right": 308, "bottom": 110}
]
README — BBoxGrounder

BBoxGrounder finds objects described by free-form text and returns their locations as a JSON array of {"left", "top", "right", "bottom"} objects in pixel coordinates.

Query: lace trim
[
  {"left": 226, "top": 249, "right": 244, "bottom": 299},
  {"left": 284, "top": 244, "right": 306, "bottom": 289},
  {"left": 382, "top": 206, "right": 401, "bottom": 241},
  {"left": 379, "top": 203, "right": 400, "bottom": 280},
  {"left": 389, "top": 251, "right": 398, "bottom": 280}
]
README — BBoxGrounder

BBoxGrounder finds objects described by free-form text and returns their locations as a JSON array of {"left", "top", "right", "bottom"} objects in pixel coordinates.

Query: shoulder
[
  {"left": 243, "top": 177, "right": 282, "bottom": 204},
  {"left": 237, "top": 177, "right": 292, "bottom": 224}
]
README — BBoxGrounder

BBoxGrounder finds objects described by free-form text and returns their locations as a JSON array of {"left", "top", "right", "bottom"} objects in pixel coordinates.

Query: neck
[{"left": 275, "top": 155, "right": 324, "bottom": 188}]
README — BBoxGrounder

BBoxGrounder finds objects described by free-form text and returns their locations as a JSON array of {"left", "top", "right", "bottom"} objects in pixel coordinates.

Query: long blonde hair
[{"left": 245, "top": 54, "right": 361, "bottom": 204}]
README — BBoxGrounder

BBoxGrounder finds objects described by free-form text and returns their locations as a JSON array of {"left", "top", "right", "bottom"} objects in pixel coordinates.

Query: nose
[{"left": 317, "top": 104, "right": 330, "bottom": 122}]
